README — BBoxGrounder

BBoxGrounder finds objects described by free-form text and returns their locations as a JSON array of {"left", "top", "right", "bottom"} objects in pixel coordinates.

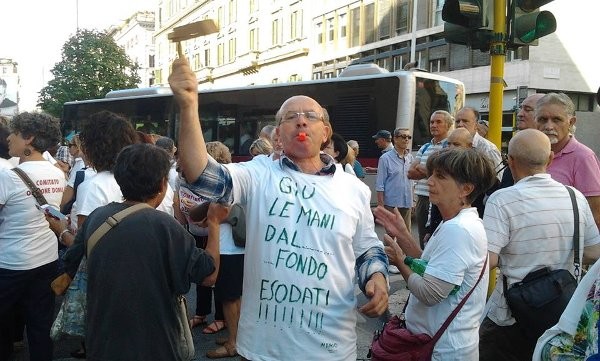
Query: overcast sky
[{"left": 1, "top": 0, "right": 154, "bottom": 111}]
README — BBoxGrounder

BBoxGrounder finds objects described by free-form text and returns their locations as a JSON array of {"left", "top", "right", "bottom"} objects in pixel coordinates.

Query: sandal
[
  {"left": 202, "top": 320, "right": 227, "bottom": 334},
  {"left": 206, "top": 343, "right": 237, "bottom": 359},
  {"left": 189, "top": 315, "right": 207, "bottom": 329},
  {"left": 215, "top": 337, "right": 228, "bottom": 346}
]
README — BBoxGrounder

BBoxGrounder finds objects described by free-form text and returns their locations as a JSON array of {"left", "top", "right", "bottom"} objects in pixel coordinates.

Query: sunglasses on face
[{"left": 394, "top": 134, "right": 412, "bottom": 140}]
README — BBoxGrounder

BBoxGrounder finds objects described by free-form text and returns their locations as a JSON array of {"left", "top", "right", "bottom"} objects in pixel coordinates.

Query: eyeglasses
[
  {"left": 281, "top": 111, "right": 323, "bottom": 123},
  {"left": 394, "top": 134, "right": 412, "bottom": 140}
]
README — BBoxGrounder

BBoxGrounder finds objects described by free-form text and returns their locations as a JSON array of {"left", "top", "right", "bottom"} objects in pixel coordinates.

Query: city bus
[{"left": 62, "top": 64, "right": 464, "bottom": 167}]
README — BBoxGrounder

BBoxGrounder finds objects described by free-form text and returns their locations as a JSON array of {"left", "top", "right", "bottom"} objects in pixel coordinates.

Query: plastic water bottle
[{"left": 404, "top": 256, "right": 460, "bottom": 295}]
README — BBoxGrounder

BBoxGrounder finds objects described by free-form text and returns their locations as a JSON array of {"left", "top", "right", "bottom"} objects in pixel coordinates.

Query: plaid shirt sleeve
[
  {"left": 187, "top": 156, "right": 234, "bottom": 204},
  {"left": 355, "top": 246, "right": 389, "bottom": 293},
  {"left": 56, "top": 146, "right": 73, "bottom": 166}
]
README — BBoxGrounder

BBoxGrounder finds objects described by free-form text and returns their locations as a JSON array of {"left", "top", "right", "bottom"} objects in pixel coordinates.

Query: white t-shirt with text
[
  {"left": 226, "top": 156, "right": 382, "bottom": 361},
  {"left": 0, "top": 161, "right": 66, "bottom": 270}
]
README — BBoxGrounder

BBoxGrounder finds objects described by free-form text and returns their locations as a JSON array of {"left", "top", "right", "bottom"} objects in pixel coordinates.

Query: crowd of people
[{"left": 1, "top": 53, "right": 600, "bottom": 361}]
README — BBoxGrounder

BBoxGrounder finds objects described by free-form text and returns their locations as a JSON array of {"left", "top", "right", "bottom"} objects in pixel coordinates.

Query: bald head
[
  {"left": 508, "top": 129, "right": 552, "bottom": 177},
  {"left": 447, "top": 128, "right": 473, "bottom": 149}
]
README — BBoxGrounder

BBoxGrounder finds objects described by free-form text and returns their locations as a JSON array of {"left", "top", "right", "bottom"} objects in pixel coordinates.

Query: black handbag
[{"left": 504, "top": 186, "right": 581, "bottom": 341}]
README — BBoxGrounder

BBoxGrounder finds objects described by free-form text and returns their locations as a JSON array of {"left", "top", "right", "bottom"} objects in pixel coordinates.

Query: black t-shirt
[{"left": 66, "top": 202, "right": 215, "bottom": 361}]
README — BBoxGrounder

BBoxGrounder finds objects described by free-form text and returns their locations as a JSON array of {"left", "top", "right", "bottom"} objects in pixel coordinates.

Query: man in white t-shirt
[
  {"left": 480, "top": 129, "right": 600, "bottom": 360},
  {"left": 169, "top": 57, "right": 389, "bottom": 361}
]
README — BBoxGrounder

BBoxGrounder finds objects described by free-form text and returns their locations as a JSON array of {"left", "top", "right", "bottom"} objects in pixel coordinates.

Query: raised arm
[{"left": 168, "top": 57, "right": 207, "bottom": 183}]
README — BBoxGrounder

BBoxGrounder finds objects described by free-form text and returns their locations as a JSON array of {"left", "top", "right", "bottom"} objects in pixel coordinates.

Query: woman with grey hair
[{"left": 0, "top": 112, "right": 65, "bottom": 360}]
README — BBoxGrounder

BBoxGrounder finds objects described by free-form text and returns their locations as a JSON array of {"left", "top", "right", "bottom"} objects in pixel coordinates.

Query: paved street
[{"left": 11, "top": 224, "right": 412, "bottom": 361}]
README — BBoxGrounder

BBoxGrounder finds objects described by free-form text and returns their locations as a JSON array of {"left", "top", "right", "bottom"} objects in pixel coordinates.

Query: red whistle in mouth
[{"left": 297, "top": 132, "right": 307, "bottom": 141}]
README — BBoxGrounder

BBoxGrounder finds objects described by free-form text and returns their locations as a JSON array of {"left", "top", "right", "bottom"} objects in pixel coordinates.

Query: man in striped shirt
[
  {"left": 408, "top": 110, "right": 452, "bottom": 248},
  {"left": 480, "top": 129, "right": 600, "bottom": 361}
]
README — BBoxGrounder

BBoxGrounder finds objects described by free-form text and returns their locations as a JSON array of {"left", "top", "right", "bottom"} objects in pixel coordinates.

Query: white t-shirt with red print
[{"left": 0, "top": 161, "right": 66, "bottom": 270}]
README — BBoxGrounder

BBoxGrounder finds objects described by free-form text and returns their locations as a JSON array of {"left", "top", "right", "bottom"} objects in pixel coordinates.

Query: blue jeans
[{"left": 0, "top": 261, "right": 57, "bottom": 361}]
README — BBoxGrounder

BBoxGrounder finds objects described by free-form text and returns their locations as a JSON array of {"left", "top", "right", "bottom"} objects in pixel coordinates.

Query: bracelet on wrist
[{"left": 58, "top": 229, "right": 72, "bottom": 244}]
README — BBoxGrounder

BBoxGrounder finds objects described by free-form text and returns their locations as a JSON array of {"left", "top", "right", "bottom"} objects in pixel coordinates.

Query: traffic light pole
[
  {"left": 487, "top": 0, "right": 507, "bottom": 297},
  {"left": 488, "top": 0, "right": 506, "bottom": 149}
]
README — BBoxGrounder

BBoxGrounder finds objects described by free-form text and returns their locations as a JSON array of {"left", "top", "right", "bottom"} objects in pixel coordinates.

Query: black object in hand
[{"left": 189, "top": 202, "right": 210, "bottom": 222}]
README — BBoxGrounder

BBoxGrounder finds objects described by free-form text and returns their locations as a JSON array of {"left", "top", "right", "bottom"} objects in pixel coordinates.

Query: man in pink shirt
[{"left": 536, "top": 92, "right": 600, "bottom": 230}]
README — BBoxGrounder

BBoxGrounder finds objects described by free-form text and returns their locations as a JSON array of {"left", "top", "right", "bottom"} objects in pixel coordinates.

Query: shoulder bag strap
[
  {"left": 565, "top": 186, "right": 581, "bottom": 281},
  {"left": 431, "top": 257, "right": 488, "bottom": 343},
  {"left": 11, "top": 167, "right": 48, "bottom": 206},
  {"left": 86, "top": 203, "right": 152, "bottom": 258}
]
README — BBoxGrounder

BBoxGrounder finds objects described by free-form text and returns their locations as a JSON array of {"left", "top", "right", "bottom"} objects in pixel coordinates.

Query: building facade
[
  {"left": 0, "top": 58, "right": 19, "bottom": 118},
  {"left": 108, "top": 11, "right": 156, "bottom": 87},
  {"left": 118, "top": 0, "right": 599, "bottom": 151}
]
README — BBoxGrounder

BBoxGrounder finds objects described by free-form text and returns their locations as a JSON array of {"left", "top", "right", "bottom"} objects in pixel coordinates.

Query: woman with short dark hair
[
  {"left": 0, "top": 112, "right": 65, "bottom": 360},
  {"left": 63, "top": 143, "right": 225, "bottom": 360},
  {"left": 373, "top": 147, "right": 496, "bottom": 359}
]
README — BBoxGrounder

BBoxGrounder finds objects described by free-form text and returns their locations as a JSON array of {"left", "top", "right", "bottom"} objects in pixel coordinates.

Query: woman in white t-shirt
[
  {"left": 373, "top": 148, "right": 497, "bottom": 360},
  {"left": 50, "top": 111, "right": 138, "bottom": 248},
  {"left": 323, "top": 133, "right": 356, "bottom": 176},
  {"left": 0, "top": 112, "right": 65, "bottom": 360}
]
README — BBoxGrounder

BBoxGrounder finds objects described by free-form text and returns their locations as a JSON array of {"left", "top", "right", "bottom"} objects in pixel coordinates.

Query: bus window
[{"left": 62, "top": 68, "right": 464, "bottom": 165}]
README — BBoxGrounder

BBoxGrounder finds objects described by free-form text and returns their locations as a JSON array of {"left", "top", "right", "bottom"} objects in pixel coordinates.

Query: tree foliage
[{"left": 38, "top": 29, "right": 141, "bottom": 117}]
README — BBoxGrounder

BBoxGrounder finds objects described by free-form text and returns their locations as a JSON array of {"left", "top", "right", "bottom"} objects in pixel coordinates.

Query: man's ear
[
  {"left": 547, "top": 151, "right": 555, "bottom": 168},
  {"left": 323, "top": 125, "right": 332, "bottom": 144}
]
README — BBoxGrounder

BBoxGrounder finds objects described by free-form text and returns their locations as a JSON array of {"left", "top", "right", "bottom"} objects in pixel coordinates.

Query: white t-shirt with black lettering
[
  {"left": 226, "top": 156, "right": 382, "bottom": 361},
  {"left": 0, "top": 161, "right": 66, "bottom": 270}
]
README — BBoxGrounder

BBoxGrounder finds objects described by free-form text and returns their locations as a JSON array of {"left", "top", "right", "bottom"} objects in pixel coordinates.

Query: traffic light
[
  {"left": 442, "top": 0, "right": 493, "bottom": 51},
  {"left": 508, "top": 0, "right": 556, "bottom": 48}
]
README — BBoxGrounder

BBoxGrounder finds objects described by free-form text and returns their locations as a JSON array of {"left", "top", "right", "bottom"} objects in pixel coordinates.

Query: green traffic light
[{"left": 515, "top": 10, "right": 556, "bottom": 43}]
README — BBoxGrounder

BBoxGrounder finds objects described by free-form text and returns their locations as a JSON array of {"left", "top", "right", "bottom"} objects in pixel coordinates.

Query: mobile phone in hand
[{"left": 39, "top": 204, "right": 67, "bottom": 221}]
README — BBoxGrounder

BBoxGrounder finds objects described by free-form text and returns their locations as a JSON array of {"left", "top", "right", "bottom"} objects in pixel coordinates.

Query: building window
[
  {"left": 379, "top": 0, "right": 391, "bottom": 40},
  {"left": 249, "top": 0, "right": 257, "bottom": 13},
  {"left": 324, "top": 72, "right": 334, "bottom": 79},
  {"left": 434, "top": 0, "right": 444, "bottom": 26},
  {"left": 377, "top": 58, "right": 390, "bottom": 71},
  {"left": 272, "top": 78, "right": 278, "bottom": 84},
  {"left": 289, "top": 74, "right": 300, "bottom": 82},
  {"left": 327, "top": 18, "right": 334, "bottom": 42},
  {"left": 228, "top": 0, "right": 237, "bottom": 24},
  {"left": 272, "top": 18, "right": 281, "bottom": 46},
  {"left": 429, "top": 58, "right": 447, "bottom": 72},
  {"left": 396, "top": 0, "right": 409, "bottom": 34},
  {"left": 204, "top": 49, "right": 211, "bottom": 67},
  {"left": 217, "top": 43, "right": 224, "bottom": 65},
  {"left": 350, "top": 7, "right": 360, "bottom": 47},
  {"left": 218, "top": 6, "right": 224, "bottom": 27},
  {"left": 364, "top": 3, "right": 375, "bottom": 44},
  {"left": 339, "top": 13, "right": 347, "bottom": 38},
  {"left": 155, "top": 69, "right": 162, "bottom": 84},
  {"left": 193, "top": 53, "right": 201, "bottom": 70},
  {"left": 313, "top": 71, "right": 322, "bottom": 79},
  {"left": 290, "top": 10, "right": 302, "bottom": 40},
  {"left": 316, "top": 22, "right": 323, "bottom": 44},
  {"left": 228, "top": 38, "right": 236, "bottom": 62},
  {"left": 149, "top": 54, "right": 155, "bottom": 68},
  {"left": 249, "top": 28, "right": 258, "bottom": 51}
]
